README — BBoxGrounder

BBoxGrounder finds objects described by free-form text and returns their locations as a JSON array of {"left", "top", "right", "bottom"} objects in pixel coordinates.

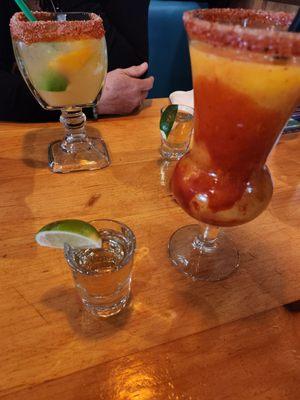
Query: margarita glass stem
[{"left": 60, "top": 107, "right": 88, "bottom": 153}]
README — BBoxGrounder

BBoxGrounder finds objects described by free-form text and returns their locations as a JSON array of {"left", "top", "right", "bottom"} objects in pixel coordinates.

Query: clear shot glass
[
  {"left": 64, "top": 219, "right": 136, "bottom": 317},
  {"left": 160, "top": 104, "right": 194, "bottom": 160}
]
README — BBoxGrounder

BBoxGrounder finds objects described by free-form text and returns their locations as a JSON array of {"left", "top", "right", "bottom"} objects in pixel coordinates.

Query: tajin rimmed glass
[
  {"left": 10, "top": 12, "right": 110, "bottom": 173},
  {"left": 169, "top": 8, "right": 300, "bottom": 281}
]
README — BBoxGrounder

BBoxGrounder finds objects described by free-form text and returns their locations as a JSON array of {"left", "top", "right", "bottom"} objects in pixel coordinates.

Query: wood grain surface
[{"left": 0, "top": 99, "right": 299, "bottom": 399}]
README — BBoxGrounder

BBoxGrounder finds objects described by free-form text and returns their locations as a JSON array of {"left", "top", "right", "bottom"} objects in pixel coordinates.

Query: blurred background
[{"left": 148, "top": 0, "right": 299, "bottom": 98}]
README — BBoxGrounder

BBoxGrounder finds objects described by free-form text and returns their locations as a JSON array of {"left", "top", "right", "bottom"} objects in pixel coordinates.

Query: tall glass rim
[{"left": 183, "top": 8, "right": 300, "bottom": 59}]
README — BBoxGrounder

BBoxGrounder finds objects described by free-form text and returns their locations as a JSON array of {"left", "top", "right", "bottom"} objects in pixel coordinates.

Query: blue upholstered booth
[{"left": 148, "top": 0, "right": 207, "bottom": 98}]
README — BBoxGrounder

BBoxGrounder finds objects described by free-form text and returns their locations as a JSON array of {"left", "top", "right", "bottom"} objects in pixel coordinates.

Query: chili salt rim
[
  {"left": 183, "top": 8, "right": 300, "bottom": 57},
  {"left": 10, "top": 12, "right": 105, "bottom": 44}
]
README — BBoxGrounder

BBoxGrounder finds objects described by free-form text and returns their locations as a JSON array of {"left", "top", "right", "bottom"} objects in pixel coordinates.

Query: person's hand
[{"left": 96, "top": 62, "right": 154, "bottom": 115}]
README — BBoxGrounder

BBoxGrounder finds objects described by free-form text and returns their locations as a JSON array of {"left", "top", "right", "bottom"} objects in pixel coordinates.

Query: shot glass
[
  {"left": 160, "top": 104, "right": 194, "bottom": 160},
  {"left": 64, "top": 219, "right": 136, "bottom": 317}
]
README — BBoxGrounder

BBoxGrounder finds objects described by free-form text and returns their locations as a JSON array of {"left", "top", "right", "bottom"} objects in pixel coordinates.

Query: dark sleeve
[
  {"left": 60, "top": 0, "right": 150, "bottom": 70},
  {"left": 0, "top": 1, "right": 59, "bottom": 122},
  {"left": 208, "top": 1, "right": 231, "bottom": 6},
  {"left": 0, "top": 71, "right": 61, "bottom": 122},
  {"left": 101, "top": 0, "right": 150, "bottom": 69}
]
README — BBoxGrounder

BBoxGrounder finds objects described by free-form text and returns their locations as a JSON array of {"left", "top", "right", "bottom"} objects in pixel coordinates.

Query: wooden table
[{"left": 0, "top": 98, "right": 299, "bottom": 399}]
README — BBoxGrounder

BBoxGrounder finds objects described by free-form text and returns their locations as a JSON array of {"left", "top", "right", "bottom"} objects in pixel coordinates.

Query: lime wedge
[
  {"left": 38, "top": 69, "right": 69, "bottom": 92},
  {"left": 35, "top": 220, "right": 102, "bottom": 249},
  {"left": 160, "top": 104, "right": 178, "bottom": 139}
]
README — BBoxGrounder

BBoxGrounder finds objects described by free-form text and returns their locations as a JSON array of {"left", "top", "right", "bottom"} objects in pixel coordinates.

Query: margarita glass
[
  {"left": 170, "top": 9, "right": 300, "bottom": 281},
  {"left": 10, "top": 12, "right": 109, "bottom": 173}
]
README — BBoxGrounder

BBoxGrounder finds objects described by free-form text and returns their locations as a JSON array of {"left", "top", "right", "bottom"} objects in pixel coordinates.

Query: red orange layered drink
[
  {"left": 172, "top": 9, "right": 300, "bottom": 227},
  {"left": 169, "top": 9, "right": 300, "bottom": 281}
]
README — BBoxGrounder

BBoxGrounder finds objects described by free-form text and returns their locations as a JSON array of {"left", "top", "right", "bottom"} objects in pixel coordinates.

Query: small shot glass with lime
[
  {"left": 36, "top": 219, "right": 136, "bottom": 318},
  {"left": 160, "top": 104, "right": 194, "bottom": 160}
]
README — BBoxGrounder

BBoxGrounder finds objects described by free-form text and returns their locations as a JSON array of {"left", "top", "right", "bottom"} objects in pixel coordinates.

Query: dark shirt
[
  {"left": 209, "top": 1, "right": 231, "bottom": 6},
  {"left": 0, "top": 0, "right": 150, "bottom": 121}
]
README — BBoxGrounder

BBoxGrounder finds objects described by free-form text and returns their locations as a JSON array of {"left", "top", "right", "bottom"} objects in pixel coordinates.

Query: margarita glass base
[
  {"left": 48, "top": 108, "right": 110, "bottom": 173},
  {"left": 168, "top": 224, "right": 239, "bottom": 281},
  {"left": 48, "top": 137, "right": 110, "bottom": 173}
]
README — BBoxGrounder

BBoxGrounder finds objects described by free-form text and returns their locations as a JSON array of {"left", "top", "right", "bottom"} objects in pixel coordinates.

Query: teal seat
[{"left": 148, "top": 0, "right": 207, "bottom": 98}]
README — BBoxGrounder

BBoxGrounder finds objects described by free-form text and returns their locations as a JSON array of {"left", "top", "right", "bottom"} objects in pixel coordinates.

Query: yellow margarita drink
[
  {"left": 10, "top": 12, "right": 110, "bottom": 173},
  {"left": 10, "top": 12, "right": 107, "bottom": 109},
  {"left": 172, "top": 9, "right": 300, "bottom": 227},
  {"left": 15, "top": 38, "right": 106, "bottom": 107}
]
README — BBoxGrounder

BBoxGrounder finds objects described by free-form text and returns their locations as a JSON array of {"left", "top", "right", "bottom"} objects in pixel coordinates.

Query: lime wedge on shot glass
[
  {"left": 160, "top": 104, "right": 178, "bottom": 139},
  {"left": 35, "top": 219, "right": 102, "bottom": 249}
]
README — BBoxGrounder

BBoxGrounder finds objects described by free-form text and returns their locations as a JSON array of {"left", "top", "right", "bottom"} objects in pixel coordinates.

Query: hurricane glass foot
[
  {"left": 168, "top": 224, "right": 239, "bottom": 281},
  {"left": 49, "top": 137, "right": 110, "bottom": 173}
]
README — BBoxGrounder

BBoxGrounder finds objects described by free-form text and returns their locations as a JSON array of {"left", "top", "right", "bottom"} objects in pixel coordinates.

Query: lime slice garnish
[
  {"left": 160, "top": 104, "right": 178, "bottom": 139},
  {"left": 35, "top": 220, "right": 102, "bottom": 249},
  {"left": 38, "top": 69, "right": 69, "bottom": 92}
]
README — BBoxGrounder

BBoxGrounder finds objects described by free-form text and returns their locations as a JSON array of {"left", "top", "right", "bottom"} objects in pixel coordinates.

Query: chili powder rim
[
  {"left": 10, "top": 12, "right": 105, "bottom": 44},
  {"left": 184, "top": 8, "right": 300, "bottom": 58}
]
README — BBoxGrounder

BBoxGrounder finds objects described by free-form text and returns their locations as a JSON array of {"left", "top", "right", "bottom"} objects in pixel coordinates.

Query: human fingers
[
  {"left": 141, "top": 90, "right": 149, "bottom": 101},
  {"left": 123, "top": 62, "right": 148, "bottom": 78},
  {"left": 137, "top": 75, "right": 154, "bottom": 92}
]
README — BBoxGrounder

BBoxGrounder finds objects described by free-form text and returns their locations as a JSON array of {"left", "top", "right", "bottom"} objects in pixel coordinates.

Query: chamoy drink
[
  {"left": 172, "top": 9, "right": 300, "bottom": 227},
  {"left": 168, "top": 9, "right": 300, "bottom": 281}
]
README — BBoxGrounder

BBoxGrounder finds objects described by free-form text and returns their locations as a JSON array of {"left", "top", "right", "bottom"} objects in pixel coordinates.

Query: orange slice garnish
[{"left": 49, "top": 41, "right": 94, "bottom": 76}]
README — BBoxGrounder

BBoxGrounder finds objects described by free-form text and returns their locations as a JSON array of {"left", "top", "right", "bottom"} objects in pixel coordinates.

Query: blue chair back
[{"left": 148, "top": 1, "right": 207, "bottom": 98}]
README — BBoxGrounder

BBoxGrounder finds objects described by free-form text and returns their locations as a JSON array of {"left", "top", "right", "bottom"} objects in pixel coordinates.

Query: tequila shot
[
  {"left": 160, "top": 104, "right": 194, "bottom": 160},
  {"left": 64, "top": 219, "right": 136, "bottom": 317}
]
